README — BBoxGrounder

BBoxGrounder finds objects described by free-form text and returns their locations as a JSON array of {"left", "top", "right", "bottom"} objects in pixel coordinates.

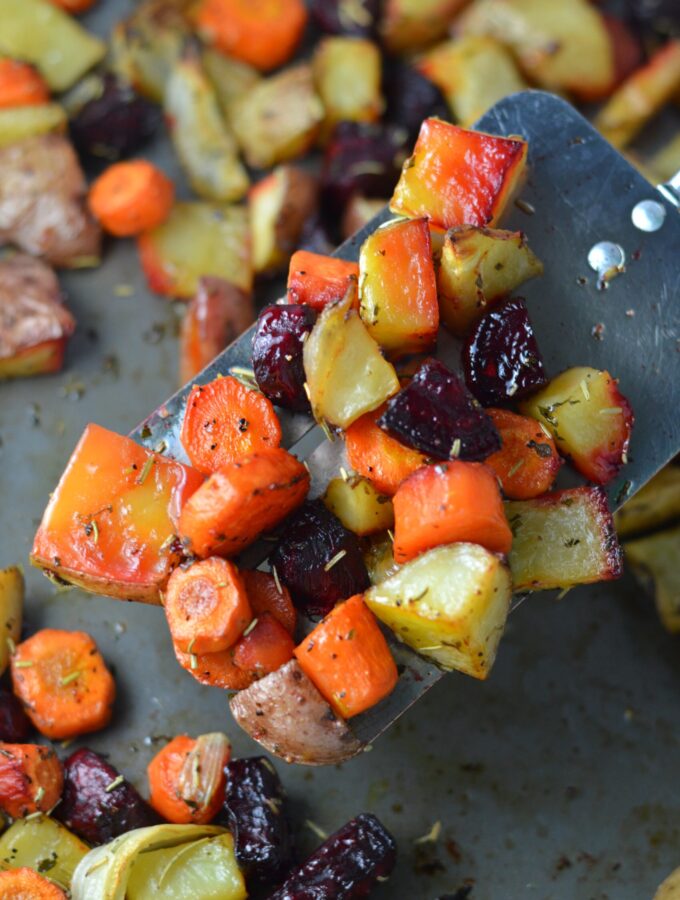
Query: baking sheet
[{"left": 1, "top": 2, "right": 680, "bottom": 897}]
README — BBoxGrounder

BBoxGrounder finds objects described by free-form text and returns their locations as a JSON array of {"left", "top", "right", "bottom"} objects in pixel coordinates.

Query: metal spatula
[{"left": 131, "top": 91, "right": 680, "bottom": 762}]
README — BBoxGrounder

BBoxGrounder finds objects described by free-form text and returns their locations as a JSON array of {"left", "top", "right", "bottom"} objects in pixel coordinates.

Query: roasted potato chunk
[
  {"left": 201, "top": 49, "right": 261, "bottom": 122},
  {"left": 342, "top": 195, "right": 386, "bottom": 240},
  {"left": 380, "top": 0, "right": 467, "bottom": 54},
  {"left": 0, "top": 105, "right": 67, "bottom": 147},
  {"left": 0, "top": 816, "right": 88, "bottom": 892},
  {"left": 615, "top": 467, "right": 680, "bottom": 539},
  {"left": 626, "top": 525, "right": 680, "bottom": 634},
  {"left": 418, "top": 36, "right": 527, "bottom": 127},
  {"left": 165, "top": 52, "right": 249, "bottom": 202},
  {"left": 437, "top": 225, "right": 543, "bottom": 336},
  {"left": 363, "top": 534, "right": 401, "bottom": 585},
  {"left": 323, "top": 475, "right": 394, "bottom": 536},
  {"left": 313, "top": 37, "right": 383, "bottom": 141},
  {"left": 231, "top": 65, "right": 324, "bottom": 169},
  {"left": 250, "top": 166, "right": 318, "bottom": 274},
  {"left": 651, "top": 133, "right": 680, "bottom": 183},
  {"left": 506, "top": 486, "right": 622, "bottom": 592},
  {"left": 0, "top": 135, "right": 101, "bottom": 268},
  {"left": 655, "top": 866, "right": 680, "bottom": 900},
  {"left": 0, "top": 255, "right": 75, "bottom": 380},
  {"left": 0, "top": 0, "right": 105, "bottom": 92},
  {"left": 366, "top": 542, "right": 511, "bottom": 679},
  {"left": 0, "top": 566, "right": 23, "bottom": 676}
]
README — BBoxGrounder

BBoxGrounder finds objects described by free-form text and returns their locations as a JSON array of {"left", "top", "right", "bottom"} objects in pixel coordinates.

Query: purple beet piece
[
  {"left": 266, "top": 813, "right": 397, "bottom": 899},
  {"left": 252, "top": 304, "right": 318, "bottom": 413},
  {"left": 269, "top": 501, "right": 370, "bottom": 618},
  {"left": 55, "top": 748, "right": 160, "bottom": 845},
  {"left": 462, "top": 297, "right": 547, "bottom": 406},
  {"left": 219, "top": 756, "right": 293, "bottom": 886},
  {"left": 298, "top": 213, "right": 335, "bottom": 256},
  {"left": 0, "top": 689, "right": 31, "bottom": 742},
  {"left": 383, "top": 57, "right": 449, "bottom": 140},
  {"left": 378, "top": 359, "right": 501, "bottom": 461},
  {"left": 310, "top": 0, "right": 380, "bottom": 37}
]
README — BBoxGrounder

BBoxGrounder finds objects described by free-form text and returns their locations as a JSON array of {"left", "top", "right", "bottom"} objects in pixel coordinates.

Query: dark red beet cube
[
  {"left": 269, "top": 501, "right": 370, "bottom": 618},
  {"left": 252, "top": 304, "right": 318, "bottom": 413},
  {"left": 267, "top": 813, "right": 397, "bottom": 899},
  {"left": 383, "top": 57, "right": 449, "bottom": 141},
  {"left": 462, "top": 297, "right": 547, "bottom": 406},
  {"left": 0, "top": 689, "right": 31, "bottom": 742},
  {"left": 378, "top": 359, "right": 501, "bottom": 461},
  {"left": 310, "top": 0, "right": 380, "bottom": 37}
]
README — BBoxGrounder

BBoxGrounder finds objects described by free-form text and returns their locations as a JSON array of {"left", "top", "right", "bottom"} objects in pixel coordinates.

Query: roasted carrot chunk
[
  {"left": 179, "top": 447, "right": 310, "bottom": 558},
  {"left": 174, "top": 641, "right": 255, "bottom": 691},
  {"left": 345, "top": 405, "right": 428, "bottom": 496},
  {"left": 88, "top": 160, "right": 174, "bottom": 237},
  {"left": 484, "top": 408, "right": 562, "bottom": 500},
  {"left": 0, "top": 868, "right": 67, "bottom": 899},
  {"left": 11, "top": 629, "right": 116, "bottom": 741},
  {"left": 232, "top": 612, "right": 295, "bottom": 677},
  {"left": 294, "top": 594, "right": 397, "bottom": 719},
  {"left": 0, "top": 743, "right": 63, "bottom": 818},
  {"left": 287, "top": 250, "right": 359, "bottom": 312},
  {"left": 181, "top": 376, "right": 282, "bottom": 476},
  {"left": 165, "top": 557, "right": 252, "bottom": 654},
  {"left": 0, "top": 59, "right": 49, "bottom": 109},
  {"left": 147, "top": 732, "right": 231, "bottom": 825},
  {"left": 196, "top": 0, "right": 307, "bottom": 71},
  {"left": 241, "top": 569, "right": 296, "bottom": 635},
  {"left": 393, "top": 460, "right": 512, "bottom": 564}
]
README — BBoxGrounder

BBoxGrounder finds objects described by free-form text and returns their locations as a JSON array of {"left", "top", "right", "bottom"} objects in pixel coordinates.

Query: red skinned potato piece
[
  {"left": 230, "top": 659, "right": 363, "bottom": 765},
  {"left": 0, "top": 134, "right": 101, "bottom": 267},
  {"left": 31, "top": 424, "right": 204, "bottom": 603},
  {"left": 0, "top": 254, "right": 75, "bottom": 380},
  {"left": 389, "top": 118, "right": 527, "bottom": 232}
]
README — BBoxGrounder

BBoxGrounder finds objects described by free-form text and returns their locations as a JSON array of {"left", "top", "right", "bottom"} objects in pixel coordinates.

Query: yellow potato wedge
[
  {"left": 313, "top": 37, "right": 383, "bottom": 141},
  {"left": 380, "top": 0, "right": 467, "bottom": 54},
  {"left": 0, "top": 816, "right": 88, "bottom": 891},
  {"left": 625, "top": 525, "right": 680, "bottom": 634},
  {"left": 323, "top": 475, "right": 394, "bottom": 536},
  {"left": 202, "top": 49, "right": 261, "bottom": 122},
  {"left": 615, "top": 466, "right": 680, "bottom": 539},
  {"left": 250, "top": 166, "right": 318, "bottom": 274},
  {"left": 0, "top": 566, "right": 23, "bottom": 676},
  {"left": 0, "top": 105, "right": 67, "bottom": 148}
]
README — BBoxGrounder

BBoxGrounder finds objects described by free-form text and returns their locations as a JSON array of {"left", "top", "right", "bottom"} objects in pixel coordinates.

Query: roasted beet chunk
[
  {"left": 378, "top": 359, "right": 501, "bottom": 461},
  {"left": 462, "top": 297, "right": 547, "bottom": 406},
  {"left": 0, "top": 689, "right": 31, "bottom": 742},
  {"left": 383, "top": 57, "right": 449, "bottom": 140},
  {"left": 219, "top": 756, "right": 293, "bottom": 886},
  {"left": 310, "top": 0, "right": 380, "bottom": 37},
  {"left": 55, "top": 748, "right": 159, "bottom": 845},
  {"left": 70, "top": 74, "right": 161, "bottom": 164},
  {"left": 253, "top": 304, "right": 318, "bottom": 413},
  {"left": 269, "top": 501, "right": 370, "bottom": 618},
  {"left": 267, "top": 813, "right": 397, "bottom": 899}
]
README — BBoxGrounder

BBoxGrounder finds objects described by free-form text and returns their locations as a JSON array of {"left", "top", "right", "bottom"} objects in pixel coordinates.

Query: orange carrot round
[
  {"left": 241, "top": 569, "right": 296, "bottom": 635},
  {"left": 174, "top": 640, "right": 255, "bottom": 691},
  {"left": 11, "top": 629, "right": 116, "bottom": 741},
  {"left": 147, "top": 732, "right": 231, "bottom": 825},
  {"left": 484, "top": 408, "right": 562, "bottom": 500},
  {"left": 196, "top": 0, "right": 308, "bottom": 71},
  {"left": 294, "top": 594, "right": 397, "bottom": 719},
  {"left": 165, "top": 557, "right": 252, "bottom": 654},
  {"left": 0, "top": 58, "right": 49, "bottom": 109},
  {"left": 0, "top": 868, "right": 67, "bottom": 899},
  {"left": 88, "top": 160, "right": 174, "bottom": 237},
  {"left": 345, "top": 405, "right": 428, "bottom": 496},
  {"left": 178, "top": 447, "right": 310, "bottom": 558},
  {"left": 0, "top": 743, "right": 63, "bottom": 819},
  {"left": 232, "top": 612, "right": 295, "bottom": 677},
  {"left": 181, "top": 376, "right": 282, "bottom": 476},
  {"left": 392, "top": 460, "right": 512, "bottom": 564}
]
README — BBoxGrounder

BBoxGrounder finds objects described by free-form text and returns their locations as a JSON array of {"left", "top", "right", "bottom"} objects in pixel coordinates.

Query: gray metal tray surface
[{"left": 1, "top": 3, "right": 680, "bottom": 898}]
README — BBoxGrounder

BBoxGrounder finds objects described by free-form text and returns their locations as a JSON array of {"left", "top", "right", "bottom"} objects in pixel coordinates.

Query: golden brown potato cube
[
  {"left": 626, "top": 525, "right": 680, "bottom": 634},
  {"left": 323, "top": 476, "right": 394, "bottom": 536},
  {"left": 165, "top": 52, "right": 249, "bottom": 202},
  {"left": 250, "top": 166, "right": 318, "bottom": 274},
  {"left": 230, "top": 65, "right": 324, "bottom": 169},
  {"left": 0, "top": 105, "right": 67, "bottom": 147},
  {"left": 418, "top": 36, "right": 526, "bottom": 127},
  {"left": 457, "top": 0, "right": 615, "bottom": 101},
  {"left": 363, "top": 534, "right": 401, "bottom": 586},
  {"left": 437, "top": 225, "right": 543, "bottom": 336},
  {"left": 506, "top": 486, "right": 623, "bottom": 592},
  {"left": 342, "top": 195, "right": 387, "bottom": 240},
  {"left": 313, "top": 37, "right": 383, "bottom": 141},
  {"left": 201, "top": 49, "right": 261, "bottom": 122},
  {"left": 380, "top": 0, "right": 467, "bottom": 54},
  {"left": 615, "top": 466, "right": 680, "bottom": 539}
]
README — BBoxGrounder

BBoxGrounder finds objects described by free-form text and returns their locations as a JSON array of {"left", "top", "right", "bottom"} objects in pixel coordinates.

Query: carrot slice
[
  {"left": 164, "top": 557, "right": 252, "bottom": 654},
  {"left": 345, "top": 405, "right": 428, "bottom": 496},
  {"left": 179, "top": 447, "right": 309, "bottom": 558},
  {"left": 174, "top": 640, "right": 254, "bottom": 691},
  {"left": 241, "top": 569, "right": 296, "bottom": 635},
  {"left": 232, "top": 612, "right": 295, "bottom": 677},
  {"left": 0, "top": 868, "right": 67, "bottom": 899},
  {"left": 181, "top": 376, "right": 282, "bottom": 476},
  {"left": 195, "top": 0, "right": 308, "bottom": 71},
  {"left": 0, "top": 743, "right": 63, "bottom": 819},
  {"left": 88, "top": 160, "right": 174, "bottom": 237},
  {"left": 484, "top": 408, "right": 562, "bottom": 500},
  {"left": 11, "top": 629, "right": 116, "bottom": 741},
  {"left": 0, "top": 59, "right": 49, "bottom": 109},
  {"left": 294, "top": 594, "right": 397, "bottom": 719},
  {"left": 393, "top": 460, "right": 512, "bottom": 564},
  {"left": 287, "top": 250, "right": 359, "bottom": 312},
  {"left": 147, "top": 732, "right": 230, "bottom": 824}
]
